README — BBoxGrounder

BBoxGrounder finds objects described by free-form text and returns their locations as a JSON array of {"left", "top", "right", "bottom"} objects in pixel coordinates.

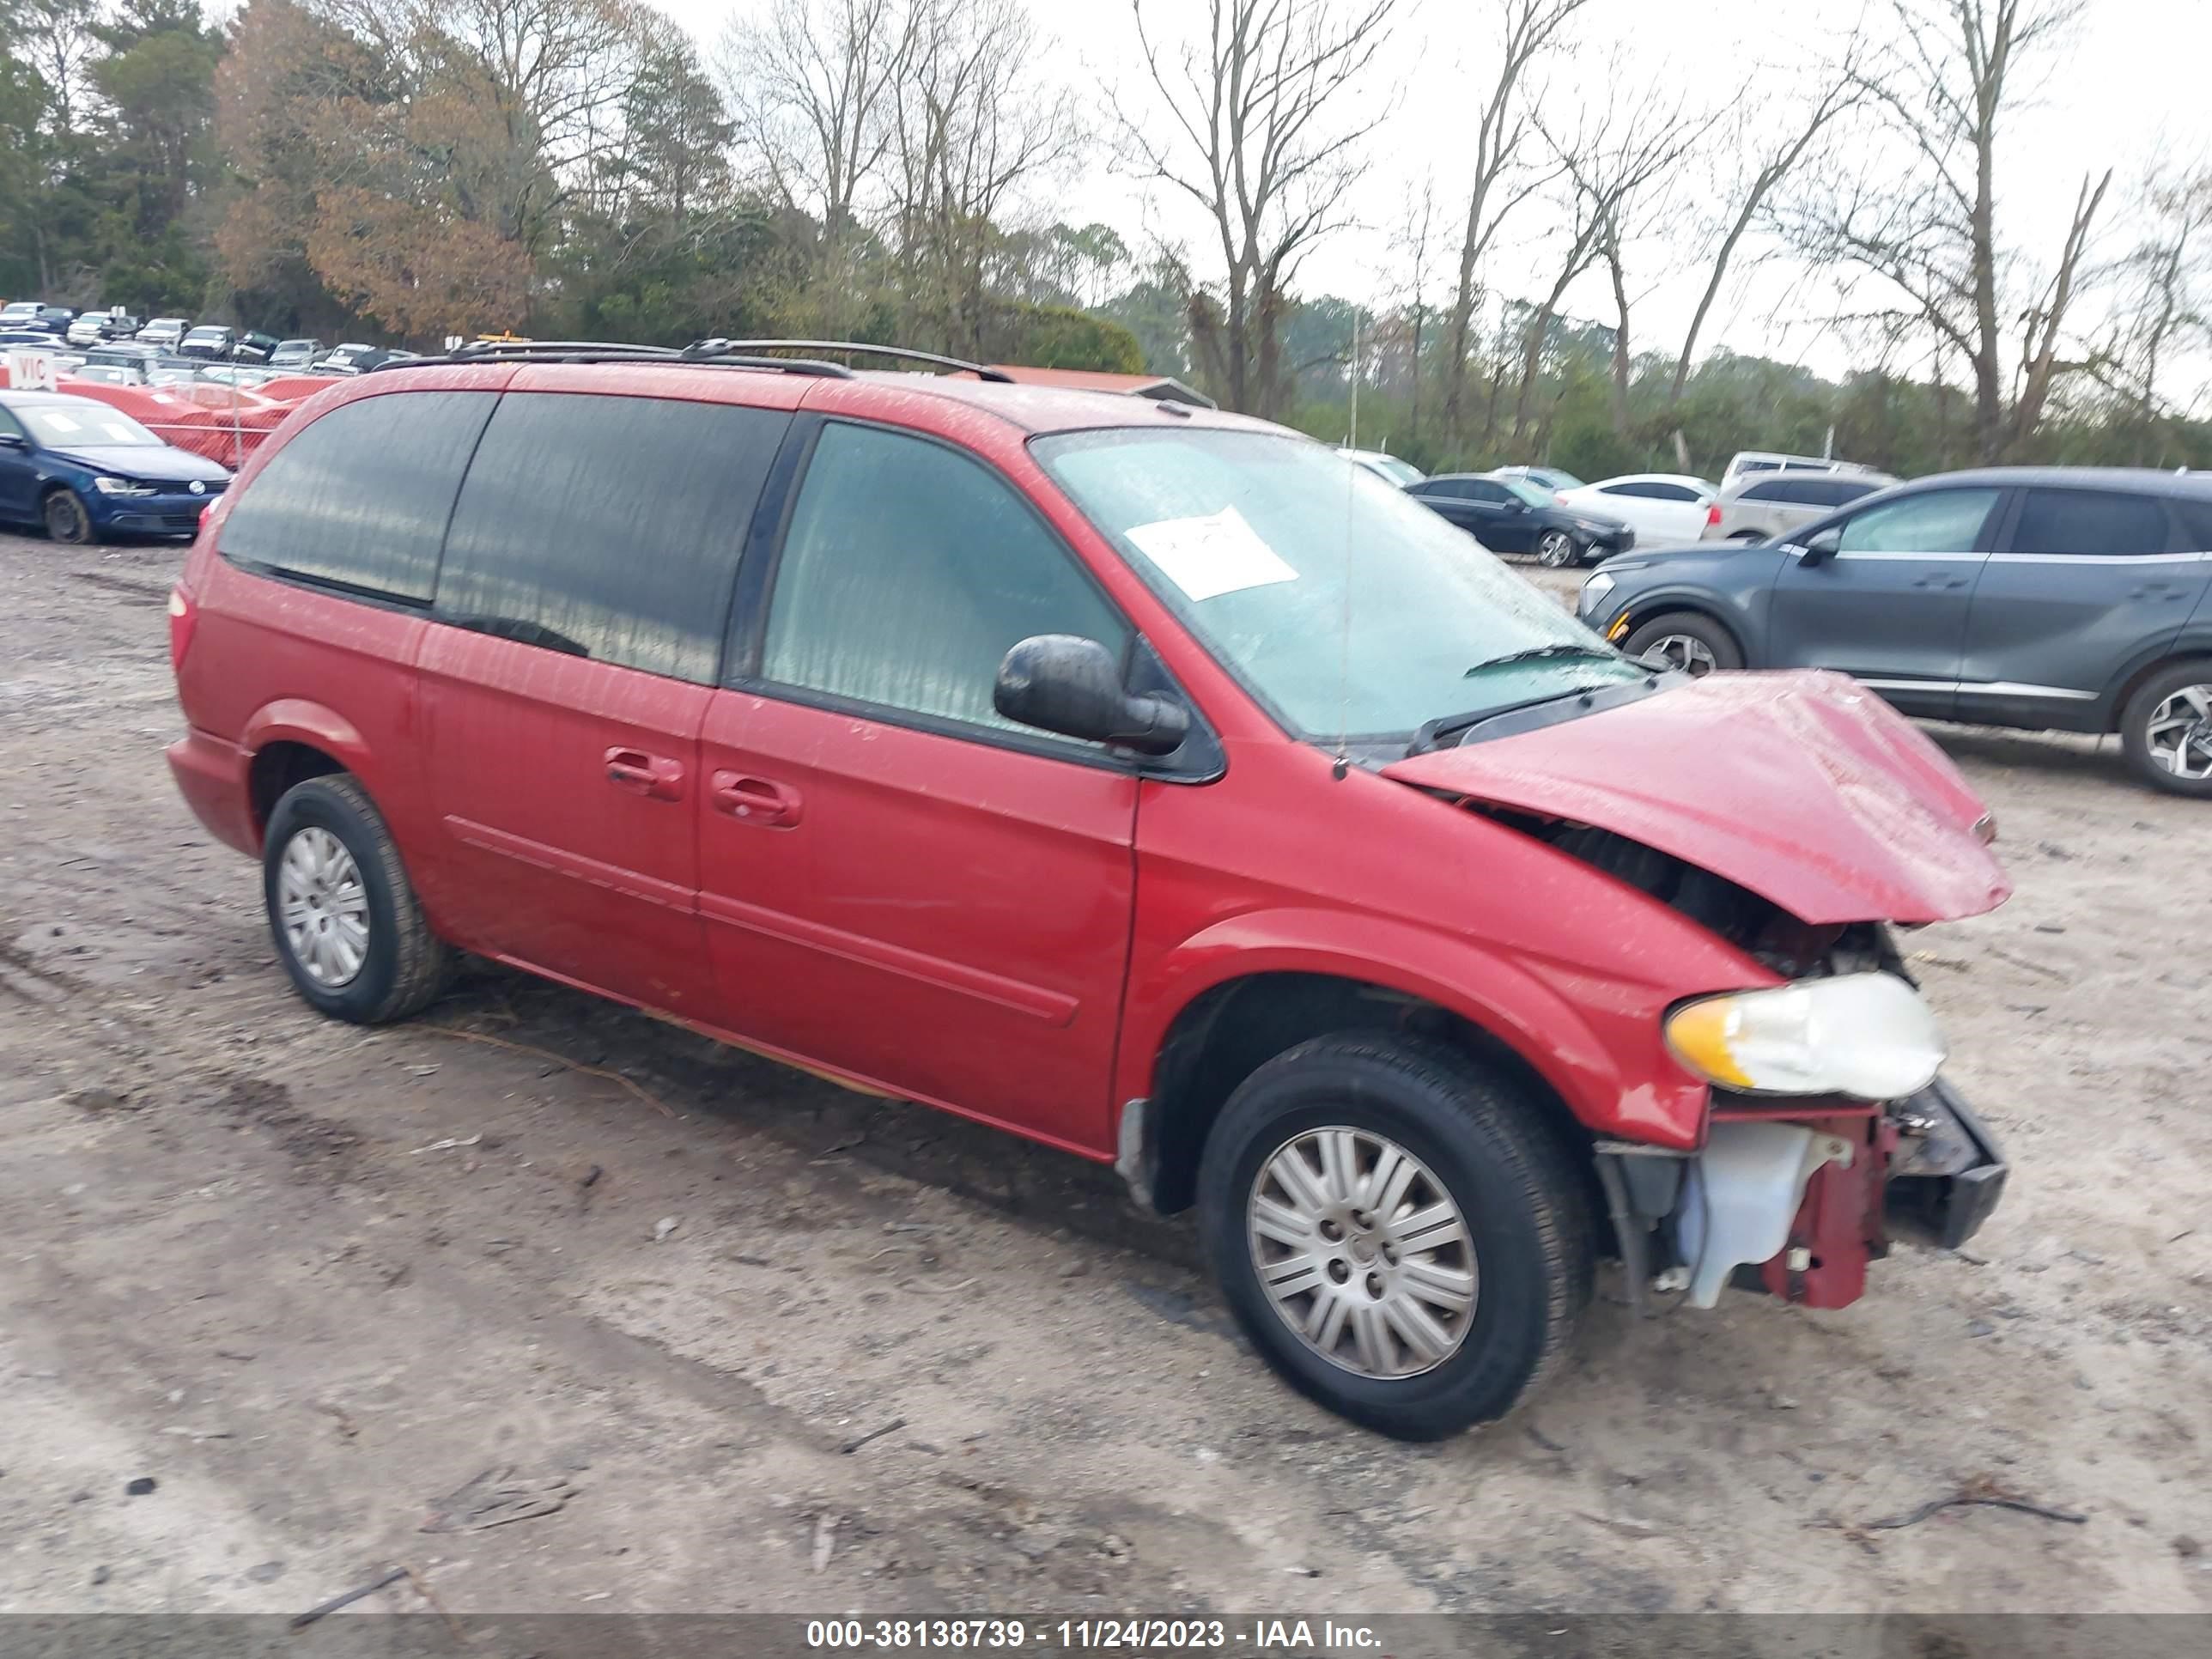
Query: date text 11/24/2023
[{"left": 804, "top": 1618, "right": 1389, "bottom": 1651}]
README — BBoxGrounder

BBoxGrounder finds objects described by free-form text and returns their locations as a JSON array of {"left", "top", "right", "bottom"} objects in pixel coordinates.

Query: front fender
[{"left": 1117, "top": 906, "right": 1717, "bottom": 1150}]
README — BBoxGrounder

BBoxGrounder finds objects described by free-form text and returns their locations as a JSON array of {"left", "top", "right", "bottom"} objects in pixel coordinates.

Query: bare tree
[
  {"left": 1668, "top": 53, "right": 1866, "bottom": 404},
  {"left": 1509, "top": 88, "right": 1709, "bottom": 446},
  {"left": 715, "top": 0, "right": 907, "bottom": 262},
  {"left": 1118, "top": 0, "right": 1399, "bottom": 418},
  {"left": 2103, "top": 167, "right": 2212, "bottom": 447},
  {"left": 1392, "top": 180, "right": 1440, "bottom": 446},
  {"left": 1437, "top": 0, "right": 1594, "bottom": 444},
  {"left": 889, "top": 0, "right": 1078, "bottom": 357},
  {"left": 1783, "top": 0, "right": 2109, "bottom": 460}
]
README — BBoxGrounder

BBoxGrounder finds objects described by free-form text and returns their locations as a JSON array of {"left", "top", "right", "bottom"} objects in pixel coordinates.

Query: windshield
[
  {"left": 1033, "top": 428, "right": 1642, "bottom": 739},
  {"left": 1365, "top": 455, "right": 1422, "bottom": 486},
  {"left": 20, "top": 403, "right": 162, "bottom": 447},
  {"left": 1498, "top": 476, "right": 1555, "bottom": 507}
]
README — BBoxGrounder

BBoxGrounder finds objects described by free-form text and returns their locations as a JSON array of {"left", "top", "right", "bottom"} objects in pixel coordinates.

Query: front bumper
[
  {"left": 90, "top": 489, "right": 222, "bottom": 537},
  {"left": 1883, "top": 1077, "right": 2008, "bottom": 1249}
]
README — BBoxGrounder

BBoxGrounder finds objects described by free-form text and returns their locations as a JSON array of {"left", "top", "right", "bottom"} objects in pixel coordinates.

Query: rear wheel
[
  {"left": 43, "top": 488, "right": 97, "bottom": 545},
  {"left": 1623, "top": 610, "right": 1743, "bottom": 677},
  {"left": 2121, "top": 663, "right": 2212, "bottom": 797},
  {"left": 1197, "top": 1034, "right": 1592, "bottom": 1441},
  {"left": 263, "top": 774, "right": 448, "bottom": 1023},
  {"left": 1534, "top": 529, "right": 1580, "bottom": 568}
]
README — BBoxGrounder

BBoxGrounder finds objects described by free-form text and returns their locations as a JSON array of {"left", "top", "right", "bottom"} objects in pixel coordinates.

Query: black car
[
  {"left": 234, "top": 330, "right": 281, "bottom": 363},
  {"left": 1577, "top": 466, "right": 2212, "bottom": 796},
  {"left": 1405, "top": 471, "right": 1635, "bottom": 568},
  {"left": 10, "top": 305, "right": 78, "bottom": 337}
]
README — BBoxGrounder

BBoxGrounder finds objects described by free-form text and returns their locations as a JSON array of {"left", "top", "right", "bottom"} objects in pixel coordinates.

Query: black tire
[
  {"left": 2119, "top": 661, "right": 2212, "bottom": 798},
  {"left": 263, "top": 774, "right": 448, "bottom": 1024},
  {"left": 1622, "top": 609, "right": 1744, "bottom": 676},
  {"left": 1534, "top": 529, "right": 1580, "bottom": 568},
  {"left": 43, "top": 487, "right": 98, "bottom": 545},
  {"left": 1197, "top": 1034, "right": 1593, "bottom": 1441}
]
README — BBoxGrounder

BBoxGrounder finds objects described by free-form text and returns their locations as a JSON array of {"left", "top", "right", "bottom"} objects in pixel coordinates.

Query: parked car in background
[
  {"left": 1720, "top": 450, "right": 1877, "bottom": 490},
  {"left": 1337, "top": 447, "right": 1425, "bottom": 487},
  {"left": 234, "top": 331, "right": 281, "bottom": 363},
  {"left": 1407, "top": 471, "right": 1635, "bottom": 566},
  {"left": 311, "top": 343, "right": 398, "bottom": 375},
  {"left": 0, "top": 329, "right": 58, "bottom": 348},
  {"left": 11, "top": 306, "right": 77, "bottom": 337},
  {"left": 0, "top": 388, "right": 231, "bottom": 543},
  {"left": 1492, "top": 465, "right": 1585, "bottom": 496},
  {"left": 1559, "top": 474, "right": 1717, "bottom": 545},
  {"left": 1579, "top": 467, "right": 2212, "bottom": 795},
  {"left": 138, "top": 318, "right": 190, "bottom": 349},
  {"left": 1705, "top": 471, "right": 1895, "bottom": 543},
  {"left": 179, "top": 325, "right": 239, "bottom": 359},
  {"left": 162, "top": 339, "right": 2008, "bottom": 1441},
  {"left": 65, "top": 311, "right": 140, "bottom": 347},
  {"left": 268, "top": 338, "right": 325, "bottom": 368},
  {"left": 0, "top": 301, "right": 41, "bottom": 325}
]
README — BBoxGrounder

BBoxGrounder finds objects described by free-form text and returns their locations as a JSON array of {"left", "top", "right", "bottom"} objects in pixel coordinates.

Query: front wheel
[
  {"left": 2120, "top": 663, "right": 2212, "bottom": 797},
  {"left": 1534, "top": 529, "right": 1580, "bottom": 568},
  {"left": 1197, "top": 1035, "right": 1592, "bottom": 1441},
  {"left": 1622, "top": 610, "right": 1743, "bottom": 677},
  {"left": 43, "top": 488, "right": 98, "bottom": 545}
]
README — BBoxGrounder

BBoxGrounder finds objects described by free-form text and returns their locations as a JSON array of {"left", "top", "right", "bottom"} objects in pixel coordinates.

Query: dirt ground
[{"left": 2, "top": 527, "right": 2208, "bottom": 1626}]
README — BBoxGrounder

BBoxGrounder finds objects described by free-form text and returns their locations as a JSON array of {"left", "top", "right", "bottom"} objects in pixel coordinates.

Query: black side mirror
[
  {"left": 994, "top": 635, "right": 1189, "bottom": 757},
  {"left": 1800, "top": 527, "right": 1843, "bottom": 567}
]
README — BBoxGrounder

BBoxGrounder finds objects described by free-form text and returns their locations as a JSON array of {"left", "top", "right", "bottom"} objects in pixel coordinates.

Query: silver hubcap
[
  {"left": 2145, "top": 684, "right": 2212, "bottom": 780},
  {"left": 1537, "top": 532, "right": 1574, "bottom": 567},
  {"left": 1248, "top": 1127, "right": 1478, "bottom": 1379},
  {"left": 1641, "top": 633, "right": 1718, "bottom": 676},
  {"left": 277, "top": 827, "right": 370, "bottom": 988}
]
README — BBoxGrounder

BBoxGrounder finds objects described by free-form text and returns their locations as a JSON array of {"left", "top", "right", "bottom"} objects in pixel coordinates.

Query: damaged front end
[
  {"left": 1599, "top": 1076, "right": 2008, "bottom": 1316},
  {"left": 1516, "top": 823, "right": 2010, "bottom": 1314}
]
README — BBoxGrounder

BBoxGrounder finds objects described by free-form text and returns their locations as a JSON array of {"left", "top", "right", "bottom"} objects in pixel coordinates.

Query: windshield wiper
[
  {"left": 1408, "top": 687, "right": 1597, "bottom": 756},
  {"left": 1462, "top": 642, "right": 1620, "bottom": 676}
]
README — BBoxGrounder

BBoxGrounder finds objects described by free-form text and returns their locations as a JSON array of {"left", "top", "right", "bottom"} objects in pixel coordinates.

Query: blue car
[{"left": 0, "top": 388, "right": 232, "bottom": 543}]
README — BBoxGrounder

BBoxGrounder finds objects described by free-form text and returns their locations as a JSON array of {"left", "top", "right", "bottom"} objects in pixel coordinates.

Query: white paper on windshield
[{"left": 1124, "top": 506, "right": 1297, "bottom": 602}]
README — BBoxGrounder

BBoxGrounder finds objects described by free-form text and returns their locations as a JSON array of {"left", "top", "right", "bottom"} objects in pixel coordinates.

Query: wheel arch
[
  {"left": 1615, "top": 591, "right": 1749, "bottom": 659},
  {"left": 241, "top": 701, "right": 374, "bottom": 842},
  {"left": 1121, "top": 948, "right": 1638, "bottom": 1217},
  {"left": 2104, "top": 640, "right": 2212, "bottom": 733}
]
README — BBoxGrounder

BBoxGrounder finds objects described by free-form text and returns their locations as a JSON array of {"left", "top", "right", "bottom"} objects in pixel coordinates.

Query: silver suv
[{"left": 1705, "top": 471, "right": 1894, "bottom": 543}]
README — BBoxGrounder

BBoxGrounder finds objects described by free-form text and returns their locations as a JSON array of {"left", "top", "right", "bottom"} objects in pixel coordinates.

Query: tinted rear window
[
  {"left": 435, "top": 392, "right": 788, "bottom": 684},
  {"left": 2009, "top": 489, "right": 2172, "bottom": 557},
  {"left": 1740, "top": 478, "right": 1821, "bottom": 504},
  {"left": 219, "top": 390, "right": 496, "bottom": 602}
]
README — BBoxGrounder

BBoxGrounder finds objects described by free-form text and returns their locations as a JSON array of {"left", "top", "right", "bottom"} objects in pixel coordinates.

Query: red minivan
[{"left": 167, "top": 341, "right": 2012, "bottom": 1439}]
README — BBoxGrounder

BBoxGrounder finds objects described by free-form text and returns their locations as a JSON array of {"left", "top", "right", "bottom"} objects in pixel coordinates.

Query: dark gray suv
[{"left": 1577, "top": 467, "right": 2212, "bottom": 796}]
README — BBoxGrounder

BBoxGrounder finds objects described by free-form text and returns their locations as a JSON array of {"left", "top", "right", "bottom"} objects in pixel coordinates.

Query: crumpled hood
[
  {"left": 46, "top": 443, "right": 231, "bottom": 485},
  {"left": 1381, "top": 670, "right": 2011, "bottom": 926}
]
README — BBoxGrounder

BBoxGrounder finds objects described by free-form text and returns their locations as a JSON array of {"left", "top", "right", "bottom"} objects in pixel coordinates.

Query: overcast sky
[{"left": 669, "top": 0, "right": 2212, "bottom": 395}]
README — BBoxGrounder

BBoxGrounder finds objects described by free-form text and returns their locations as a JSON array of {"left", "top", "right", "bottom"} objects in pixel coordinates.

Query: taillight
[
  {"left": 168, "top": 585, "right": 198, "bottom": 674},
  {"left": 1705, "top": 503, "right": 1722, "bottom": 526}
]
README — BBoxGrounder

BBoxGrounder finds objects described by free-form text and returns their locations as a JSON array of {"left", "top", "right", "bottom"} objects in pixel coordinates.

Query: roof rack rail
[
  {"left": 682, "top": 339, "right": 1015, "bottom": 383},
  {"left": 368, "top": 339, "right": 856, "bottom": 378}
]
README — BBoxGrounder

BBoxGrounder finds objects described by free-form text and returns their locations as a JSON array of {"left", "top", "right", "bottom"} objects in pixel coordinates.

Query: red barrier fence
[{"left": 0, "top": 360, "right": 335, "bottom": 469}]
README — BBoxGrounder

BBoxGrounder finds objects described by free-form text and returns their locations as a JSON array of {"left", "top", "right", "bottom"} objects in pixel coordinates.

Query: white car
[
  {"left": 1557, "top": 473, "right": 1717, "bottom": 546},
  {"left": 1336, "top": 447, "right": 1425, "bottom": 487}
]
